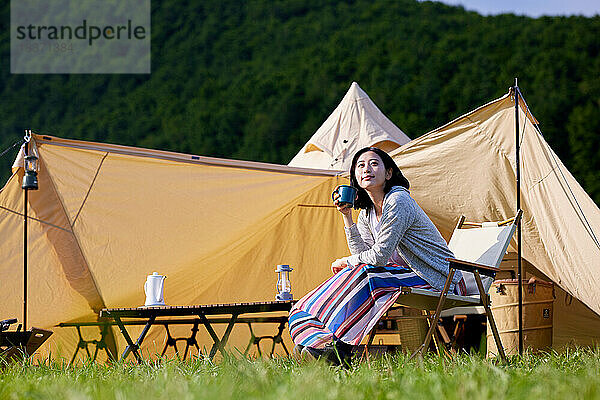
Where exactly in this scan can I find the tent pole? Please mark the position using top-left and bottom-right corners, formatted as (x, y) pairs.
(23, 140), (28, 331)
(514, 78), (523, 355)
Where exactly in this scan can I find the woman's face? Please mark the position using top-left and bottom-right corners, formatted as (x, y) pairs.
(354, 151), (392, 192)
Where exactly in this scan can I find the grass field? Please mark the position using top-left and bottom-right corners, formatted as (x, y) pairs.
(1, 349), (600, 400)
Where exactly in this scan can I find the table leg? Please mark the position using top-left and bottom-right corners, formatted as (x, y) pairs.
(70, 326), (85, 364)
(197, 313), (238, 360)
(243, 320), (288, 358)
(272, 321), (289, 356)
(244, 323), (257, 357)
(214, 314), (238, 358)
(161, 325), (177, 358)
(94, 323), (111, 362)
(197, 313), (220, 353)
(183, 321), (200, 360)
(92, 340), (101, 362)
(114, 315), (155, 363)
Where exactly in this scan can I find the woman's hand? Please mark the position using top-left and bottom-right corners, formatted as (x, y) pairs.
(331, 257), (348, 274)
(333, 193), (352, 219)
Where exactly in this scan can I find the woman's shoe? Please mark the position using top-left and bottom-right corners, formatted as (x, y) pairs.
(327, 340), (353, 367)
(292, 344), (305, 361)
(300, 345), (323, 361)
(300, 341), (353, 366)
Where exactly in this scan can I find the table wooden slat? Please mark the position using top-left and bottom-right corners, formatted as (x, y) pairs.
(99, 300), (295, 318)
(58, 316), (289, 328)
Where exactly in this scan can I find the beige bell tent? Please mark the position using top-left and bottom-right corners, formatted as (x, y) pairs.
(390, 89), (600, 348)
(288, 82), (411, 170)
(0, 135), (353, 360)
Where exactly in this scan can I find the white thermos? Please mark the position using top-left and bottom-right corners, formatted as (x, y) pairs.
(144, 272), (166, 306)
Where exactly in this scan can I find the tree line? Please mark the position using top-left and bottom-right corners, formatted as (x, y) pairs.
(0, 0), (598, 204)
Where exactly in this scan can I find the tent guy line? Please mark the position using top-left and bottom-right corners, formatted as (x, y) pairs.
(0, 204), (72, 233)
(540, 134), (600, 250)
(538, 142), (600, 252)
(516, 87), (600, 251)
(0, 139), (24, 159)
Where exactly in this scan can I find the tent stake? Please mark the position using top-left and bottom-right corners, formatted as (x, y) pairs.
(514, 78), (523, 355)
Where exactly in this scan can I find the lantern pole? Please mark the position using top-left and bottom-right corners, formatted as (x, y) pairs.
(23, 133), (29, 331)
(514, 79), (523, 355)
(21, 129), (38, 331)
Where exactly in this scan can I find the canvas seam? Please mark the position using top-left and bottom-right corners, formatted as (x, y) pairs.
(464, 114), (513, 163)
(389, 93), (510, 157)
(73, 152), (108, 227)
(34, 136), (340, 177)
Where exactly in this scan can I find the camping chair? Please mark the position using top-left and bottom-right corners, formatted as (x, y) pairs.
(0, 318), (53, 366)
(391, 210), (523, 362)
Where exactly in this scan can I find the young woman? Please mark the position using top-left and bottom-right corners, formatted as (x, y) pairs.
(288, 147), (466, 364)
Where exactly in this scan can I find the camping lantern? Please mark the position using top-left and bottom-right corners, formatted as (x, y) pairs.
(275, 264), (293, 301)
(22, 154), (38, 190)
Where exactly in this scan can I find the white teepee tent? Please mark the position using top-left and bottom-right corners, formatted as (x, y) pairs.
(289, 82), (411, 171)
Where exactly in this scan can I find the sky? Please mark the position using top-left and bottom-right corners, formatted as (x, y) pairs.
(423, 0), (600, 17)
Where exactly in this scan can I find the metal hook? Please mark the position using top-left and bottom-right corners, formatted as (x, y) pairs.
(24, 129), (32, 143)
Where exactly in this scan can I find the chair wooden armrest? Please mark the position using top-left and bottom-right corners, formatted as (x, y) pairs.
(446, 258), (499, 277)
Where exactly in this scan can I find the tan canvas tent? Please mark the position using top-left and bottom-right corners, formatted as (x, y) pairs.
(0, 135), (354, 360)
(389, 89), (600, 348)
(289, 82), (411, 170)
(1, 89), (598, 360)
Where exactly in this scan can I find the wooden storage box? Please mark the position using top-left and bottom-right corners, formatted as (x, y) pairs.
(487, 279), (554, 357)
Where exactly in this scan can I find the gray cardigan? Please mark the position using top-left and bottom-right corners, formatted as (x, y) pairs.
(345, 186), (462, 292)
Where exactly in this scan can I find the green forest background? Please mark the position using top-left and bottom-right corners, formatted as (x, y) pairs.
(1, 0), (599, 204)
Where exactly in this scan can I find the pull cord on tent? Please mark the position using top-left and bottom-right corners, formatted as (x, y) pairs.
(0, 139), (23, 160)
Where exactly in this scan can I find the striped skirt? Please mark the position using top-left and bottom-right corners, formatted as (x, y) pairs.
(288, 263), (434, 349)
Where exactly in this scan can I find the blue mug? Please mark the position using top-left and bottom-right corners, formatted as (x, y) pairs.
(332, 185), (357, 207)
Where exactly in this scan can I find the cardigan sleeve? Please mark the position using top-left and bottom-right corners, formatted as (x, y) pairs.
(344, 210), (373, 255)
(347, 192), (415, 267)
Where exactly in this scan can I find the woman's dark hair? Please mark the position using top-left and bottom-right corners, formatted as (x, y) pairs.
(349, 146), (410, 210)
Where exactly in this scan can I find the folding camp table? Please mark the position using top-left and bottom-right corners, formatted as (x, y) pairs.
(99, 300), (294, 363)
